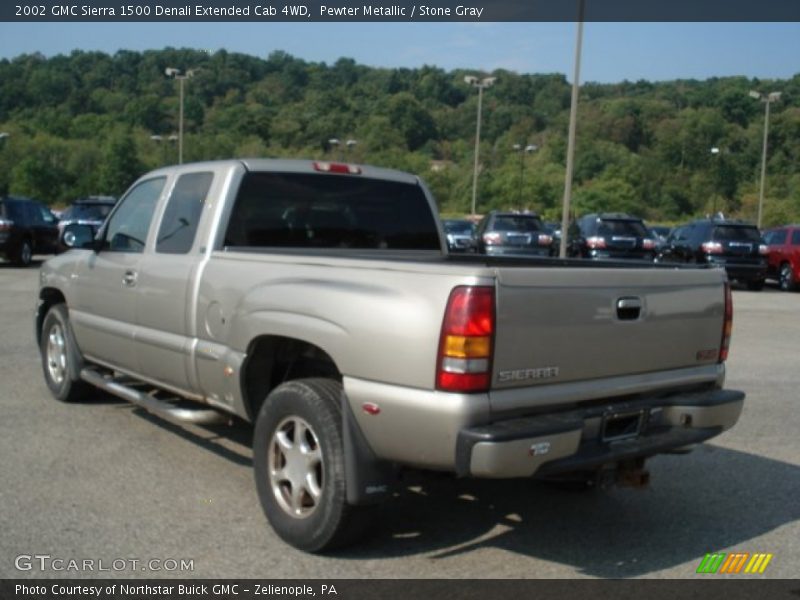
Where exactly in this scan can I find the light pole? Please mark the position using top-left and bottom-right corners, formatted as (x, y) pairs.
(0, 133), (9, 194)
(465, 75), (496, 217)
(749, 90), (781, 229)
(559, 0), (585, 258)
(512, 143), (538, 206)
(165, 68), (196, 164)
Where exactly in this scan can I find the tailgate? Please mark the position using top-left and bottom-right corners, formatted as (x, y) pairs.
(491, 266), (726, 390)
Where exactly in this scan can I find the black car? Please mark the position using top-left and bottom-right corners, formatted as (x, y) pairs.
(476, 211), (554, 256)
(57, 196), (116, 249)
(657, 218), (767, 290)
(0, 196), (60, 266)
(442, 219), (477, 253)
(567, 213), (656, 261)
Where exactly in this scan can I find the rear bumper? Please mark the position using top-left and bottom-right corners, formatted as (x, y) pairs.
(455, 388), (744, 478)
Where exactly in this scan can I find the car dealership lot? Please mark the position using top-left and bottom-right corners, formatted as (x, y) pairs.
(1, 262), (797, 579)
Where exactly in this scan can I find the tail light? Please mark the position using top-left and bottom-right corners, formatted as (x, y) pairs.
(642, 238), (656, 250)
(719, 282), (733, 362)
(436, 286), (495, 393)
(0, 219), (13, 232)
(313, 161), (361, 175)
(483, 232), (501, 245)
(586, 236), (606, 249)
(702, 241), (724, 254)
(537, 233), (553, 246)
(759, 244), (769, 256)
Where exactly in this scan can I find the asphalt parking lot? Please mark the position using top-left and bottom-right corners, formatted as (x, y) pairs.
(0, 261), (797, 579)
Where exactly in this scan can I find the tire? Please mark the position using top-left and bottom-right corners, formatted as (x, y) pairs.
(779, 263), (796, 292)
(40, 304), (90, 402)
(253, 378), (371, 552)
(14, 238), (33, 267)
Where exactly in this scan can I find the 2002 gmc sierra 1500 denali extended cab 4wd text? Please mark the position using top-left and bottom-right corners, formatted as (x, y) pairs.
(36, 159), (744, 552)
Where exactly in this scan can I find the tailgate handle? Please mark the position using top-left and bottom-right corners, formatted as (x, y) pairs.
(616, 297), (642, 321)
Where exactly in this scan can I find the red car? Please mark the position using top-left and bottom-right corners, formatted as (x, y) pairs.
(763, 225), (800, 291)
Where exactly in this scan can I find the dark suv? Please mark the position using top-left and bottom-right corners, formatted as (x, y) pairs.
(0, 196), (60, 266)
(567, 213), (656, 260)
(475, 211), (553, 256)
(657, 218), (767, 290)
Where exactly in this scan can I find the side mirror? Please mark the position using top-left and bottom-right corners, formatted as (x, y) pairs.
(62, 223), (96, 250)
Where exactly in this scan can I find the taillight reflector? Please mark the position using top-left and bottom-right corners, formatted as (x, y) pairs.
(436, 286), (495, 393)
(719, 282), (733, 362)
(313, 161), (361, 175)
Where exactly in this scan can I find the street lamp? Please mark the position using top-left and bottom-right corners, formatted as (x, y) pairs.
(465, 75), (496, 217)
(710, 146), (721, 216)
(749, 90), (781, 229)
(328, 138), (357, 161)
(151, 134), (178, 165)
(165, 67), (197, 164)
(512, 143), (538, 206)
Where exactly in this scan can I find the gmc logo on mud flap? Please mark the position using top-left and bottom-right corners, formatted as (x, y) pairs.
(498, 367), (560, 383)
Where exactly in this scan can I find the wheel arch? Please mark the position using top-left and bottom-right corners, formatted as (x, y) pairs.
(36, 287), (67, 343)
(241, 334), (342, 422)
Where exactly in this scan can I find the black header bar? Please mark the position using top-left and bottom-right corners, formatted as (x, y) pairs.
(3, 0), (800, 22)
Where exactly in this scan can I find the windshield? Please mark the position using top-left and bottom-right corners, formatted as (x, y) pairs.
(63, 203), (114, 221)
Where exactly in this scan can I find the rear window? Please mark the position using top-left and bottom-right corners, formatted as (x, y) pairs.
(712, 226), (761, 243)
(491, 215), (544, 233)
(598, 219), (647, 237)
(444, 220), (474, 234)
(224, 172), (440, 250)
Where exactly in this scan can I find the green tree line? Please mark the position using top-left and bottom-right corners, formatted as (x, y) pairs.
(0, 48), (798, 225)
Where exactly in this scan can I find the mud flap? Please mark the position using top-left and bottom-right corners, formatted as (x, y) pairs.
(342, 394), (396, 505)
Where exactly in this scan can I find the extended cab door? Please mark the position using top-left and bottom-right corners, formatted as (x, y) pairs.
(134, 170), (215, 393)
(68, 177), (166, 372)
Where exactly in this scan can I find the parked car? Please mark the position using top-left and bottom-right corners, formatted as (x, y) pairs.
(657, 218), (767, 290)
(762, 225), (800, 291)
(442, 218), (476, 253)
(476, 211), (553, 256)
(57, 196), (116, 249)
(567, 213), (656, 261)
(0, 195), (60, 266)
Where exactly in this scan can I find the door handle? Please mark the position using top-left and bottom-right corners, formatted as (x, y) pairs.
(122, 270), (138, 287)
(616, 297), (642, 321)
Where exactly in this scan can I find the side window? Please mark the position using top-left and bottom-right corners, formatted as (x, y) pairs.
(792, 230), (800, 246)
(105, 177), (166, 253)
(765, 230), (787, 245)
(156, 172), (213, 254)
(25, 202), (42, 225)
(36, 203), (57, 224)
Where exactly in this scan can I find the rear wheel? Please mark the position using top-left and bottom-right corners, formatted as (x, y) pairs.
(253, 378), (372, 552)
(779, 263), (796, 291)
(40, 304), (90, 402)
(14, 238), (33, 267)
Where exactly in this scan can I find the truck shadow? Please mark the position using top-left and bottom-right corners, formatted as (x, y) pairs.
(340, 445), (799, 577)
(108, 405), (797, 577)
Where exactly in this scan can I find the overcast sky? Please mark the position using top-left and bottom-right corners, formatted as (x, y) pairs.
(0, 22), (797, 83)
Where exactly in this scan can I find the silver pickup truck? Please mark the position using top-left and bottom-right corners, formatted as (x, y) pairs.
(36, 159), (744, 552)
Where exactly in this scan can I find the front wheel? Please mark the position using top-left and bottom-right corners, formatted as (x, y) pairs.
(40, 304), (90, 402)
(253, 378), (372, 552)
(779, 263), (796, 291)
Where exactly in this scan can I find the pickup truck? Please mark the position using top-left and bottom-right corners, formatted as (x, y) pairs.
(36, 159), (744, 552)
